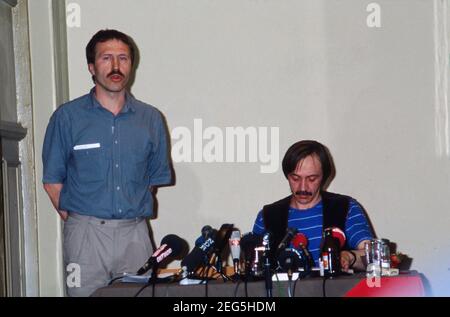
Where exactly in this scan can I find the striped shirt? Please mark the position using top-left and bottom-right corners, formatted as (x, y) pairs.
(252, 198), (373, 266)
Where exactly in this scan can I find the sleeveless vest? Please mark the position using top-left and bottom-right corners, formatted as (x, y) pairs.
(262, 191), (350, 265)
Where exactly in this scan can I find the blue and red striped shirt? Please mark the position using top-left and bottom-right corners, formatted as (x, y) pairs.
(252, 198), (373, 266)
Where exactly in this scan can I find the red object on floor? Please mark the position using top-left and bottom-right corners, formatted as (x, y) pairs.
(345, 274), (425, 297)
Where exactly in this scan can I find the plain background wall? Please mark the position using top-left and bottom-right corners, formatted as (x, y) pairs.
(28, 0), (65, 296)
(43, 0), (450, 295)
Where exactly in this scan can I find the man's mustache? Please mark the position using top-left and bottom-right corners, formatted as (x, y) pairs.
(294, 190), (312, 196)
(107, 70), (124, 77)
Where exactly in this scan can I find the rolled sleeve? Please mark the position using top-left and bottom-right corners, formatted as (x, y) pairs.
(148, 111), (172, 186)
(345, 199), (374, 249)
(42, 109), (71, 184)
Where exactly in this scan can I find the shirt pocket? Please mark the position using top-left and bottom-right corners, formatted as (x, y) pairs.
(72, 147), (108, 183)
(125, 153), (149, 185)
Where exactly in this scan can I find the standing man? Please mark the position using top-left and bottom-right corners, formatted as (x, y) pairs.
(42, 29), (172, 296)
(252, 140), (374, 272)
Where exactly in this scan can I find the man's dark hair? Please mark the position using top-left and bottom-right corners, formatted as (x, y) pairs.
(281, 140), (335, 189)
(85, 29), (136, 65)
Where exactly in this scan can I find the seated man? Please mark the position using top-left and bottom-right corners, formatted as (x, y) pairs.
(252, 140), (374, 272)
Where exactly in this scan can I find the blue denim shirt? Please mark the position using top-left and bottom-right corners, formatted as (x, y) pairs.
(42, 89), (172, 219)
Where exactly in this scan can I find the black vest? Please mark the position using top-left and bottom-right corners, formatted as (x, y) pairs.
(262, 191), (350, 265)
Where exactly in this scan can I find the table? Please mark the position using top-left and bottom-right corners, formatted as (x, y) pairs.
(91, 271), (426, 297)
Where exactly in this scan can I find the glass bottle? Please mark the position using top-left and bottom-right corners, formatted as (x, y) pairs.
(320, 228), (341, 277)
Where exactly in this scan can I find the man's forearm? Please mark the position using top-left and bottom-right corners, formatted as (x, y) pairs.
(352, 239), (371, 271)
(43, 183), (68, 220)
(43, 183), (63, 210)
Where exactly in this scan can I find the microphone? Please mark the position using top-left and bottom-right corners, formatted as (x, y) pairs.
(277, 248), (302, 275)
(136, 234), (185, 275)
(277, 227), (298, 251)
(202, 225), (214, 237)
(180, 230), (218, 276)
(291, 233), (314, 274)
(211, 224), (234, 273)
(214, 223), (234, 254)
(241, 232), (263, 258)
(229, 229), (241, 275)
(278, 233), (308, 276)
(240, 232), (263, 277)
(195, 225), (215, 246)
(330, 227), (346, 248)
(262, 232), (273, 297)
(292, 232), (308, 249)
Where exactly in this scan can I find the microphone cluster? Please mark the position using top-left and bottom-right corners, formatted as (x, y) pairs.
(135, 225), (345, 285)
(186, 226), (317, 281)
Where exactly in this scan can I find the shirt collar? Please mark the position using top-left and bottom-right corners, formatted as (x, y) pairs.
(289, 199), (323, 212)
(88, 88), (136, 113)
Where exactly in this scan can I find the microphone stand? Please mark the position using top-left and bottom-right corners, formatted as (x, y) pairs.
(280, 251), (295, 297)
(204, 253), (217, 297)
(263, 255), (272, 297)
(215, 253), (225, 281)
(133, 264), (158, 297)
(242, 257), (251, 297)
(212, 252), (231, 282)
(151, 263), (158, 297)
(231, 259), (240, 282)
(263, 241), (272, 297)
(287, 268), (294, 297)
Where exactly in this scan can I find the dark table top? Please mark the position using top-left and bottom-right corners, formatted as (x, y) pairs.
(91, 271), (425, 297)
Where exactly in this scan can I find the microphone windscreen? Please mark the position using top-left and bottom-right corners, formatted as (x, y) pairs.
(240, 232), (262, 260)
(331, 227), (346, 248)
(292, 233), (308, 249)
(215, 223), (234, 252)
(201, 225), (214, 238)
(180, 246), (205, 272)
(230, 229), (241, 241)
(160, 234), (185, 257)
(241, 232), (262, 249)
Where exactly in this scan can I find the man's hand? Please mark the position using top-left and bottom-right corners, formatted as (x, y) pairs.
(58, 210), (69, 221)
(340, 250), (356, 272)
(339, 240), (371, 272)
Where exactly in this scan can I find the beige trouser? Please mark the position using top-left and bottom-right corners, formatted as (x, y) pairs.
(63, 212), (153, 297)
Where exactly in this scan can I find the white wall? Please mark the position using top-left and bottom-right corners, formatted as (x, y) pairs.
(60, 0), (450, 295)
(28, 0), (65, 296)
